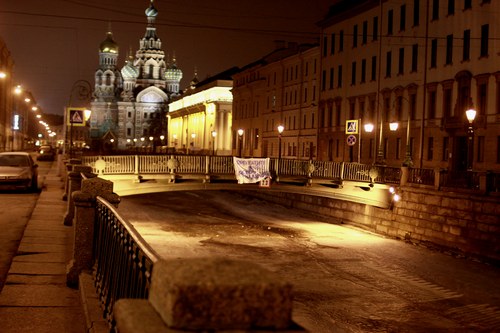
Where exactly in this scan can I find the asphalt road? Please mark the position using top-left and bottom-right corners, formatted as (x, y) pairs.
(117, 191), (500, 333)
(0, 158), (52, 292)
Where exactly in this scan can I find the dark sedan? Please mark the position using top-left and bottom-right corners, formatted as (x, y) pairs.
(0, 152), (38, 191)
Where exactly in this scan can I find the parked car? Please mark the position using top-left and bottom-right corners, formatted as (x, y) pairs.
(37, 145), (55, 161)
(0, 152), (38, 191)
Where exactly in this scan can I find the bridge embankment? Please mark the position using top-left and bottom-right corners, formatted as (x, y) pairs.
(245, 187), (500, 264)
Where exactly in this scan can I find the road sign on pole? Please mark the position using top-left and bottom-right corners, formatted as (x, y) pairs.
(66, 107), (86, 126)
(347, 134), (357, 146)
(346, 119), (359, 134)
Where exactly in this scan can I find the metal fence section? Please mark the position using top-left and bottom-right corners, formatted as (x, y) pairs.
(343, 163), (373, 182)
(83, 155), (135, 174)
(139, 155), (170, 173)
(440, 170), (481, 190)
(408, 168), (435, 186)
(209, 156), (235, 174)
(311, 160), (343, 179)
(94, 197), (159, 325)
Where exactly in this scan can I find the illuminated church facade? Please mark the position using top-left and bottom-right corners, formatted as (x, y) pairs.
(90, 0), (182, 151)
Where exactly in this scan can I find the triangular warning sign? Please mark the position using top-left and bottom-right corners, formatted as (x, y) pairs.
(71, 111), (83, 123)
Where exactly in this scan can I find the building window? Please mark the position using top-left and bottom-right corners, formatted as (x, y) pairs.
(338, 65), (343, 88)
(362, 21), (368, 45)
(369, 138), (374, 159)
(411, 44), (418, 72)
(477, 136), (485, 163)
(371, 56), (377, 81)
(361, 59), (366, 83)
(323, 36), (328, 57)
(373, 16), (379, 41)
(429, 90), (437, 119)
(413, 0), (420, 26)
(331, 33), (335, 55)
(351, 62), (356, 85)
(398, 48), (404, 75)
(481, 24), (489, 57)
(384, 138), (388, 159)
(353, 24), (358, 48)
(464, 0), (472, 10)
(304, 87), (308, 103)
(329, 68), (334, 90)
(127, 128), (131, 136)
(443, 86), (452, 118)
(386, 51), (392, 77)
(443, 137), (449, 161)
(387, 9), (394, 35)
(396, 138), (401, 160)
(128, 111), (132, 118)
(478, 82), (487, 115)
(400, 5), (406, 31)
(447, 0), (455, 15)
(497, 136), (500, 163)
(432, 0), (439, 20)
(446, 34), (453, 65)
(431, 39), (438, 68)
(321, 70), (326, 91)
(409, 93), (417, 120)
(427, 137), (434, 160)
(463, 29), (470, 61)
(339, 30), (344, 52)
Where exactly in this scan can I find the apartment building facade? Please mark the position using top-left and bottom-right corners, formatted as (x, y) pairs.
(232, 42), (319, 159)
(317, 0), (499, 171)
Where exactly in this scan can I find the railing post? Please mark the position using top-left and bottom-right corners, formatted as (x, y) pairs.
(63, 165), (94, 226)
(167, 156), (179, 183)
(400, 166), (409, 187)
(204, 155), (211, 183)
(339, 161), (345, 181)
(134, 155), (141, 183)
(62, 159), (82, 201)
(434, 168), (443, 190)
(66, 177), (119, 288)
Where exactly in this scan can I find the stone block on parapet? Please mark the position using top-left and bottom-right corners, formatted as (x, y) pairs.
(81, 177), (113, 197)
(149, 257), (294, 331)
(114, 300), (170, 333)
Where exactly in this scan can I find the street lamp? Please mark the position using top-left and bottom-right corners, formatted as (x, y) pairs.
(237, 128), (244, 157)
(191, 133), (196, 154)
(277, 125), (284, 182)
(211, 130), (217, 156)
(465, 107), (477, 171)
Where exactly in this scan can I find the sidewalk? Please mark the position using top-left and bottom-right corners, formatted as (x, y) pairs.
(0, 162), (86, 332)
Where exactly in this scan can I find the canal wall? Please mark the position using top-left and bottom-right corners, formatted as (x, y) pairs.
(245, 187), (500, 264)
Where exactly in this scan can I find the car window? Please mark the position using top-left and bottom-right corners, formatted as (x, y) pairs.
(0, 155), (30, 167)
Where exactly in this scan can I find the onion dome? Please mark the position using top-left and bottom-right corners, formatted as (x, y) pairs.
(99, 31), (118, 54)
(165, 62), (183, 82)
(145, 0), (158, 18)
(121, 54), (139, 79)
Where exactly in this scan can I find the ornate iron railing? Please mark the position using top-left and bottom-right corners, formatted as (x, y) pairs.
(94, 197), (159, 325)
(408, 168), (435, 186)
(81, 155), (498, 192)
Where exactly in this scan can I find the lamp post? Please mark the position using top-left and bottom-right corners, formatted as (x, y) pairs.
(465, 107), (477, 171)
(211, 130), (217, 156)
(237, 128), (244, 157)
(277, 125), (284, 182)
(191, 133), (196, 154)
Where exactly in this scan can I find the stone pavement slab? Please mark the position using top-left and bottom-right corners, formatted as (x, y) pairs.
(0, 162), (86, 332)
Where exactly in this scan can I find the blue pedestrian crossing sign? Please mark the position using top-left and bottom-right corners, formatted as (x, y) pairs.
(345, 119), (358, 134)
(66, 107), (86, 126)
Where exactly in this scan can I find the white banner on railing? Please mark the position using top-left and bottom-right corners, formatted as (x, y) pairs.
(233, 157), (271, 184)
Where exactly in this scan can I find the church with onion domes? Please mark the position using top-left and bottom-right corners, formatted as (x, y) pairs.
(89, 0), (183, 151)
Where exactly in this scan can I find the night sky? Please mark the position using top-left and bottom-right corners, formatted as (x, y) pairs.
(0, 0), (331, 116)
